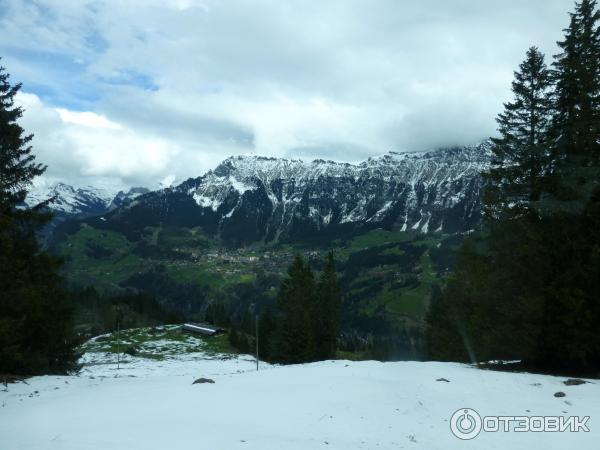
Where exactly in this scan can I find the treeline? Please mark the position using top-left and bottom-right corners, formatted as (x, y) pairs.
(121, 265), (210, 317)
(209, 252), (342, 364)
(73, 287), (183, 337)
(427, 0), (600, 371)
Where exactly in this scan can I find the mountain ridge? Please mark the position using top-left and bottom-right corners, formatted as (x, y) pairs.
(25, 183), (150, 219)
(86, 141), (491, 247)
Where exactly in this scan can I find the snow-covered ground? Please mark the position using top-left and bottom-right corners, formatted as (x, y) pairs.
(1, 331), (599, 450)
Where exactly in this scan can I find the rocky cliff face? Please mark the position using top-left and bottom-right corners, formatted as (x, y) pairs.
(108, 187), (151, 210)
(100, 142), (490, 246)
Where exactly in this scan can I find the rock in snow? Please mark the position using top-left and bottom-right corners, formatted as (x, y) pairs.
(192, 377), (215, 384)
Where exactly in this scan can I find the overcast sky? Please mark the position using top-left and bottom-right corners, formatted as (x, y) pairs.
(0, 0), (576, 191)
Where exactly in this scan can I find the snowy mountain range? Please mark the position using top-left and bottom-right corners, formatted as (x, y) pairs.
(25, 183), (150, 220)
(92, 142), (491, 246)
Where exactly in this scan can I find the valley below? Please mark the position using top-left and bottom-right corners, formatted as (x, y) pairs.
(56, 223), (459, 359)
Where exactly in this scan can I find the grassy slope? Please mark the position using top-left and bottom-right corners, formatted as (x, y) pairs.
(82, 325), (238, 360)
(340, 229), (441, 320)
(57, 225), (146, 290)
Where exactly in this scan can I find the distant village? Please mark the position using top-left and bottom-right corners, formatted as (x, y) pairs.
(167, 246), (323, 277)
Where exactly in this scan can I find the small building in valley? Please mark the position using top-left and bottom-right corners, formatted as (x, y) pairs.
(181, 323), (225, 337)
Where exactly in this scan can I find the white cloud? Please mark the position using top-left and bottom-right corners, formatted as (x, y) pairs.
(1, 0), (577, 188)
(16, 92), (193, 189)
(56, 109), (122, 130)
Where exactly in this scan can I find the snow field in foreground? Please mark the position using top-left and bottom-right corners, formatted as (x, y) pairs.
(1, 330), (599, 450)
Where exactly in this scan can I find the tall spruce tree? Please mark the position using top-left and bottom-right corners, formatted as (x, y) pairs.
(275, 254), (317, 363)
(269, 253), (342, 364)
(0, 64), (45, 210)
(485, 46), (554, 216)
(552, 0), (600, 162)
(315, 252), (341, 360)
(0, 61), (79, 375)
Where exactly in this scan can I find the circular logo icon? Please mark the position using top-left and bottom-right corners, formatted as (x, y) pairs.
(450, 408), (482, 440)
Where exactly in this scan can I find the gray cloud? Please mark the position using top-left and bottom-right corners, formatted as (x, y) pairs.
(0, 0), (576, 190)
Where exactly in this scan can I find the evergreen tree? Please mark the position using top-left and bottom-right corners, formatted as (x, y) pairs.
(552, 0), (600, 163)
(315, 251), (341, 360)
(485, 47), (554, 216)
(238, 332), (250, 354)
(205, 301), (229, 327)
(268, 253), (343, 364)
(0, 65), (45, 212)
(228, 328), (240, 349)
(0, 61), (79, 375)
(426, 216), (551, 365)
(275, 254), (317, 363)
